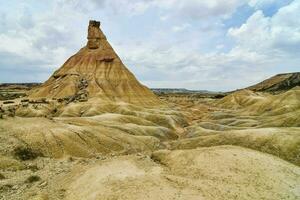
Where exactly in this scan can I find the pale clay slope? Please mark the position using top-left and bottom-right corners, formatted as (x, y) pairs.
(0, 105), (185, 158)
(1, 88), (300, 200)
(1, 86), (300, 199)
(63, 146), (300, 200)
(167, 88), (300, 166)
(3, 146), (299, 200)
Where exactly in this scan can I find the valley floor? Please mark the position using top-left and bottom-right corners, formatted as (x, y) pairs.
(1, 88), (300, 200)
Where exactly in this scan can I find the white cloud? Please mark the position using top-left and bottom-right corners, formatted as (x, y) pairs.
(100, 0), (153, 16)
(248, 0), (277, 8)
(114, 37), (271, 91)
(0, 0), (299, 91)
(172, 23), (191, 32)
(0, 1), (88, 72)
(155, 0), (247, 20)
(71, 0), (247, 20)
(113, 0), (300, 90)
(229, 0), (300, 55)
(64, 0), (154, 16)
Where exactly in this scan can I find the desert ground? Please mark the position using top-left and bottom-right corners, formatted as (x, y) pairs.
(1, 84), (300, 200)
(0, 20), (300, 200)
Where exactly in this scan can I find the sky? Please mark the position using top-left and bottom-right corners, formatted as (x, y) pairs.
(0, 0), (299, 91)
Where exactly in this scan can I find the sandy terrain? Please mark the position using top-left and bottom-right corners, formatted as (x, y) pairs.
(1, 146), (299, 200)
(1, 88), (300, 200)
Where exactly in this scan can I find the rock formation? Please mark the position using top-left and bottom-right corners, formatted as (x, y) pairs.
(29, 20), (160, 106)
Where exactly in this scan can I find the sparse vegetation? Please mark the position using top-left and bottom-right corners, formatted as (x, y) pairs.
(3, 101), (15, 104)
(214, 94), (226, 99)
(25, 175), (41, 183)
(0, 184), (13, 192)
(13, 146), (42, 161)
(0, 173), (5, 179)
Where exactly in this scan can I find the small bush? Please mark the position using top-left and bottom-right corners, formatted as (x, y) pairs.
(0, 184), (12, 192)
(25, 175), (41, 183)
(214, 94), (226, 99)
(3, 101), (14, 104)
(13, 147), (42, 161)
(52, 107), (58, 114)
(0, 173), (5, 179)
(27, 164), (39, 172)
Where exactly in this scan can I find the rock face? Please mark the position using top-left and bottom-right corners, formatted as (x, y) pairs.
(29, 20), (160, 106)
(246, 72), (300, 93)
(87, 20), (104, 49)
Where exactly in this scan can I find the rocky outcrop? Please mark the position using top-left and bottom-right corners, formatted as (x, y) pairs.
(87, 20), (105, 49)
(29, 20), (160, 106)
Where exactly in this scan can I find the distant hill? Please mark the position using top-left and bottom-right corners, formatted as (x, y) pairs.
(246, 72), (300, 93)
(151, 88), (226, 99)
(0, 83), (41, 101)
(0, 83), (41, 90)
(151, 88), (216, 94)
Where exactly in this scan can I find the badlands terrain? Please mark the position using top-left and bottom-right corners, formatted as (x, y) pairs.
(0, 21), (300, 200)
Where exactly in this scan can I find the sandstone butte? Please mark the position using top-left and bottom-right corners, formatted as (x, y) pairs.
(29, 20), (160, 106)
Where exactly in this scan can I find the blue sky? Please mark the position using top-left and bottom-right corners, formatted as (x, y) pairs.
(0, 0), (299, 91)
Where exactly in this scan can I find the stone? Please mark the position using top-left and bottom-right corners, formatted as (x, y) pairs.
(28, 20), (160, 106)
(87, 20), (103, 49)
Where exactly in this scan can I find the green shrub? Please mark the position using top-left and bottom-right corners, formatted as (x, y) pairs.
(0, 184), (12, 192)
(0, 173), (5, 179)
(25, 175), (41, 183)
(13, 146), (42, 161)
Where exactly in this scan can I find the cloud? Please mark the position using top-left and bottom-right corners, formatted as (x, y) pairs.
(172, 23), (191, 32)
(19, 7), (35, 29)
(66, 0), (246, 20)
(64, 0), (153, 16)
(248, 0), (293, 10)
(114, 1), (300, 90)
(155, 0), (247, 20)
(249, 0), (278, 8)
(114, 37), (271, 91)
(0, 1), (88, 63)
(228, 0), (300, 56)
(0, 0), (299, 91)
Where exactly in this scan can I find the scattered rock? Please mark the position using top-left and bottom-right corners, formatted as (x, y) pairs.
(29, 98), (49, 104)
(27, 164), (39, 172)
(12, 185), (19, 190)
(39, 181), (48, 188)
